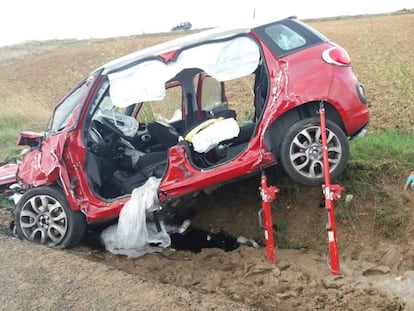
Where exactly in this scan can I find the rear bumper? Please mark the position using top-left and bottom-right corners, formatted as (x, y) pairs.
(350, 122), (369, 139)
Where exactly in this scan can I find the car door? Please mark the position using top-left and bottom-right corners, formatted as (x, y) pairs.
(18, 78), (92, 188)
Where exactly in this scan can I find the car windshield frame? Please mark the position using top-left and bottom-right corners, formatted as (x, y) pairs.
(46, 75), (96, 137)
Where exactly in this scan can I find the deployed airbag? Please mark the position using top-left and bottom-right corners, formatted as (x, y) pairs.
(191, 118), (240, 153)
(108, 36), (260, 107)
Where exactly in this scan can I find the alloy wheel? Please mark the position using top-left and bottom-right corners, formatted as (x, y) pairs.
(288, 125), (342, 179)
(19, 194), (68, 245)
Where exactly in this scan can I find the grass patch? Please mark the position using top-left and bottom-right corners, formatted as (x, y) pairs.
(274, 220), (306, 249)
(335, 130), (413, 239)
(338, 130), (414, 194)
(348, 130), (414, 172)
(374, 202), (410, 240)
(0, 197), (10, 209)
(0, 116), (34, 160)
(335, 200), (358, 223)
(335, 170), (410, 240)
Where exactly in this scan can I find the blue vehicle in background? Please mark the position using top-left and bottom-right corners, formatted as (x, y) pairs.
(171, 21), (192, 31)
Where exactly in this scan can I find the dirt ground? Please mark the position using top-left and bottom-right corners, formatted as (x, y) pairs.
(1, 172), (414, 310)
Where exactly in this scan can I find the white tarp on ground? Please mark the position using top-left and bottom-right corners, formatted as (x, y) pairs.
(101, 177), (170, 258)
(108, 36), (260, 107)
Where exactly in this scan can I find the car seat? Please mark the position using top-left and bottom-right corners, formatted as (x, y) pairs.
(146, 121), (181, 149)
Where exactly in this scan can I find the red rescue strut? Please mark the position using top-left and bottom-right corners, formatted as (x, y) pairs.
(319, 102), (343, 275)
(259, 171), (279, 264)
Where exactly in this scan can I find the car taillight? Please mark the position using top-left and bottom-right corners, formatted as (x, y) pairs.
(356, 82), (367, 104)
(322, 46), (351, 67)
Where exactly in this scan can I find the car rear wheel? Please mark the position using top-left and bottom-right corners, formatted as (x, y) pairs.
(14, 186), (86, 248)
(280, 117), (349, 186)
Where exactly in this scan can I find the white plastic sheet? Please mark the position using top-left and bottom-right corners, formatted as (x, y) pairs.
(191, 118), (240, 153)
(101, 177), (171, 258)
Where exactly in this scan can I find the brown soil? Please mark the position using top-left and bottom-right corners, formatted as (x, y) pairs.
(1, 172), (413, 310)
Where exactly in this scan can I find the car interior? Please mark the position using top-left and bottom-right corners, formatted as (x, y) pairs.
(85, 66), (268, 199)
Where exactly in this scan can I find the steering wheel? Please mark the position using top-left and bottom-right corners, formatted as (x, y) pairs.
(100, 115), (125, 138)
(98, 111), (140, 140)
(87, 120), (113, 154)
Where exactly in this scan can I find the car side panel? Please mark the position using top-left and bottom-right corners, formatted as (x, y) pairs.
(159, 143), (275, 198)
(270, 42), (368, 135)
(326, 68), (369, 135)
(18, 133), (68, 187)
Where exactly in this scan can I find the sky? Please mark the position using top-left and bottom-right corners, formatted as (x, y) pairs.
(1, 0), (413, 47)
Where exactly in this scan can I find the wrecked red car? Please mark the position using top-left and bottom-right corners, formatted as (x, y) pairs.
(13, 17), (369, 247)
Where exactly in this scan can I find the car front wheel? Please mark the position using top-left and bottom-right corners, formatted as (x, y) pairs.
(280, 117), (349, 186)
(14, 186), (86, 248)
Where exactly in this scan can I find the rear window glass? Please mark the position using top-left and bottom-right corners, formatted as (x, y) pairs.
(264, 24), (306, 51)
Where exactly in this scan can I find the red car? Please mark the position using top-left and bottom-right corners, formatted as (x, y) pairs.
(13, 17), (368, 247)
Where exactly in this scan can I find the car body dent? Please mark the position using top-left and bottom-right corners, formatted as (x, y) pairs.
(17, 131), (43, 148)
(18, 133), (67, 188)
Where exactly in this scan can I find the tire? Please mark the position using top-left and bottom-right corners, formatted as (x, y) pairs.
(14, 186), (86, 248)
(280, 117), (349, 186)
